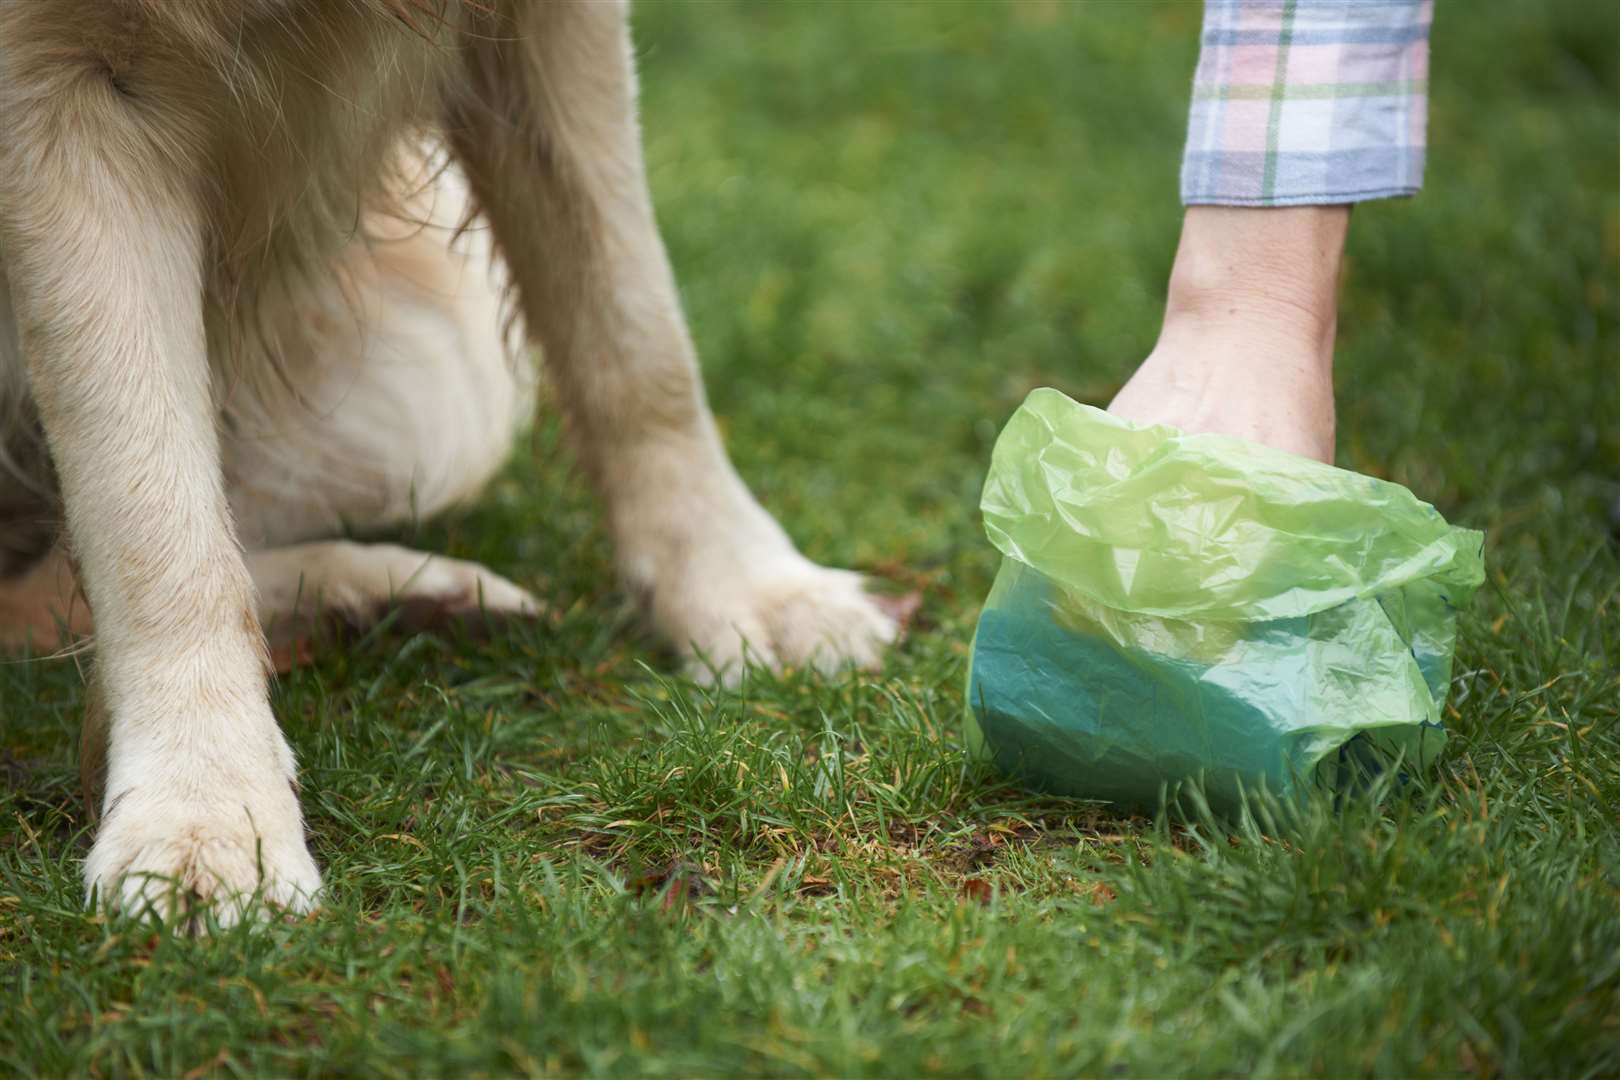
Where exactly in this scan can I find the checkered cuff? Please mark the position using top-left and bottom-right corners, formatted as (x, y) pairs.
(1181, 0), (1431, 207)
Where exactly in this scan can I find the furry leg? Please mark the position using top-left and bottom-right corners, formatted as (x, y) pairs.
(448, 0), (899, 682)
(0, 541), (540, 666)
(248, 541), (540, 667)
(0, 15), (319, 928)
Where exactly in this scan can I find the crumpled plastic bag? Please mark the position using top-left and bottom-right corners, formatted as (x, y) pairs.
(965, 388), (1485, 810)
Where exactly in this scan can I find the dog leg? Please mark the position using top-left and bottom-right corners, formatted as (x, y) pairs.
(449, 0), (899, 683)
(248, 542), (540, 665)
(1, 540), (539, 662)
(0, 25), (319, 926)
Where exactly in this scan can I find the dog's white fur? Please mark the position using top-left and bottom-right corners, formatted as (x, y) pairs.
(0, 0), (896, 927)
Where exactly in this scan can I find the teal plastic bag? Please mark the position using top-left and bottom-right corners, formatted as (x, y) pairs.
(966, 389), (1485, 810)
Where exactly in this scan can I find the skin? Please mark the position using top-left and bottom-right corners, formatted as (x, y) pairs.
(1108, 204), (1349, 464)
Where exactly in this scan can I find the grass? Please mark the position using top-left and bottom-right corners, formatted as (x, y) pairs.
(3, 1), (1617, 1075)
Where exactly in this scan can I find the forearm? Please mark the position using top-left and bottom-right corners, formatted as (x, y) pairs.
(1162, 205), (1348, 358)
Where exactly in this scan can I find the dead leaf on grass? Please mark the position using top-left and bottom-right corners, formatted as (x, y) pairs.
(625, 859), (681, 895)
(181, 1047), (230, 1080)
(797, 874), (837, 897)
(959, 878), (993, 905)
(964, 834), (1000, 869)
(660, 871), (709, 912)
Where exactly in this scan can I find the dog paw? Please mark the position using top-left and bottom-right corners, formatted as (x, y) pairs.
(664, 559), (904, 686)
(381, 550), (542, 636)
(381, 548), (541, 618)
(253, 542), (542, 671)
(85, 768), (321, 932)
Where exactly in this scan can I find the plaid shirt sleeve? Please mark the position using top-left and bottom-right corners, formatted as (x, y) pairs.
(1181, 0), (1432, 206)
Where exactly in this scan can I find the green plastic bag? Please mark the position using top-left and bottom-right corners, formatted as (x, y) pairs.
(965, 388), (1485, 810)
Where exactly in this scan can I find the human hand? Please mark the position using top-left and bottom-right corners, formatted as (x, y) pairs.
(1108, 206), (1348, 464)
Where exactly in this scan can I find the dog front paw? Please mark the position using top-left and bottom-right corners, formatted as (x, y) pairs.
(658, 559), (903, 685)
(85, 759), (321, 932)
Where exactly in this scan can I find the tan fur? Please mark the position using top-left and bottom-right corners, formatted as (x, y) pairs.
(0, 0), (897, 927)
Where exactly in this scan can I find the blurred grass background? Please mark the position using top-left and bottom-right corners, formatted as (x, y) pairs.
(3, 1), (1617, 1075)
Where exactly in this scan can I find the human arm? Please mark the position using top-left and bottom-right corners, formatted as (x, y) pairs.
(1110, 0), (1433, 462)
(1108, 204), (1346, 462)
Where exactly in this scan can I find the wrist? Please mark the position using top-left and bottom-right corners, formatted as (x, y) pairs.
(1161, 205), (1348, 355)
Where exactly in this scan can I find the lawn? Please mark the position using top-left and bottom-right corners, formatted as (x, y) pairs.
(3, 1), (1617, 1076)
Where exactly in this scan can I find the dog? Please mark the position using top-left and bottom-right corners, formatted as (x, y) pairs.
(0, 0), (899, 928)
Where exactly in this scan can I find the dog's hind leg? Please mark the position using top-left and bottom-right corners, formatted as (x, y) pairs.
(448, 0), (900, 683)
(216, 164), (542, 660)
(0, 539), (538, 664)
(0, 13), (319, 926)
(247, 542), (540, 668)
